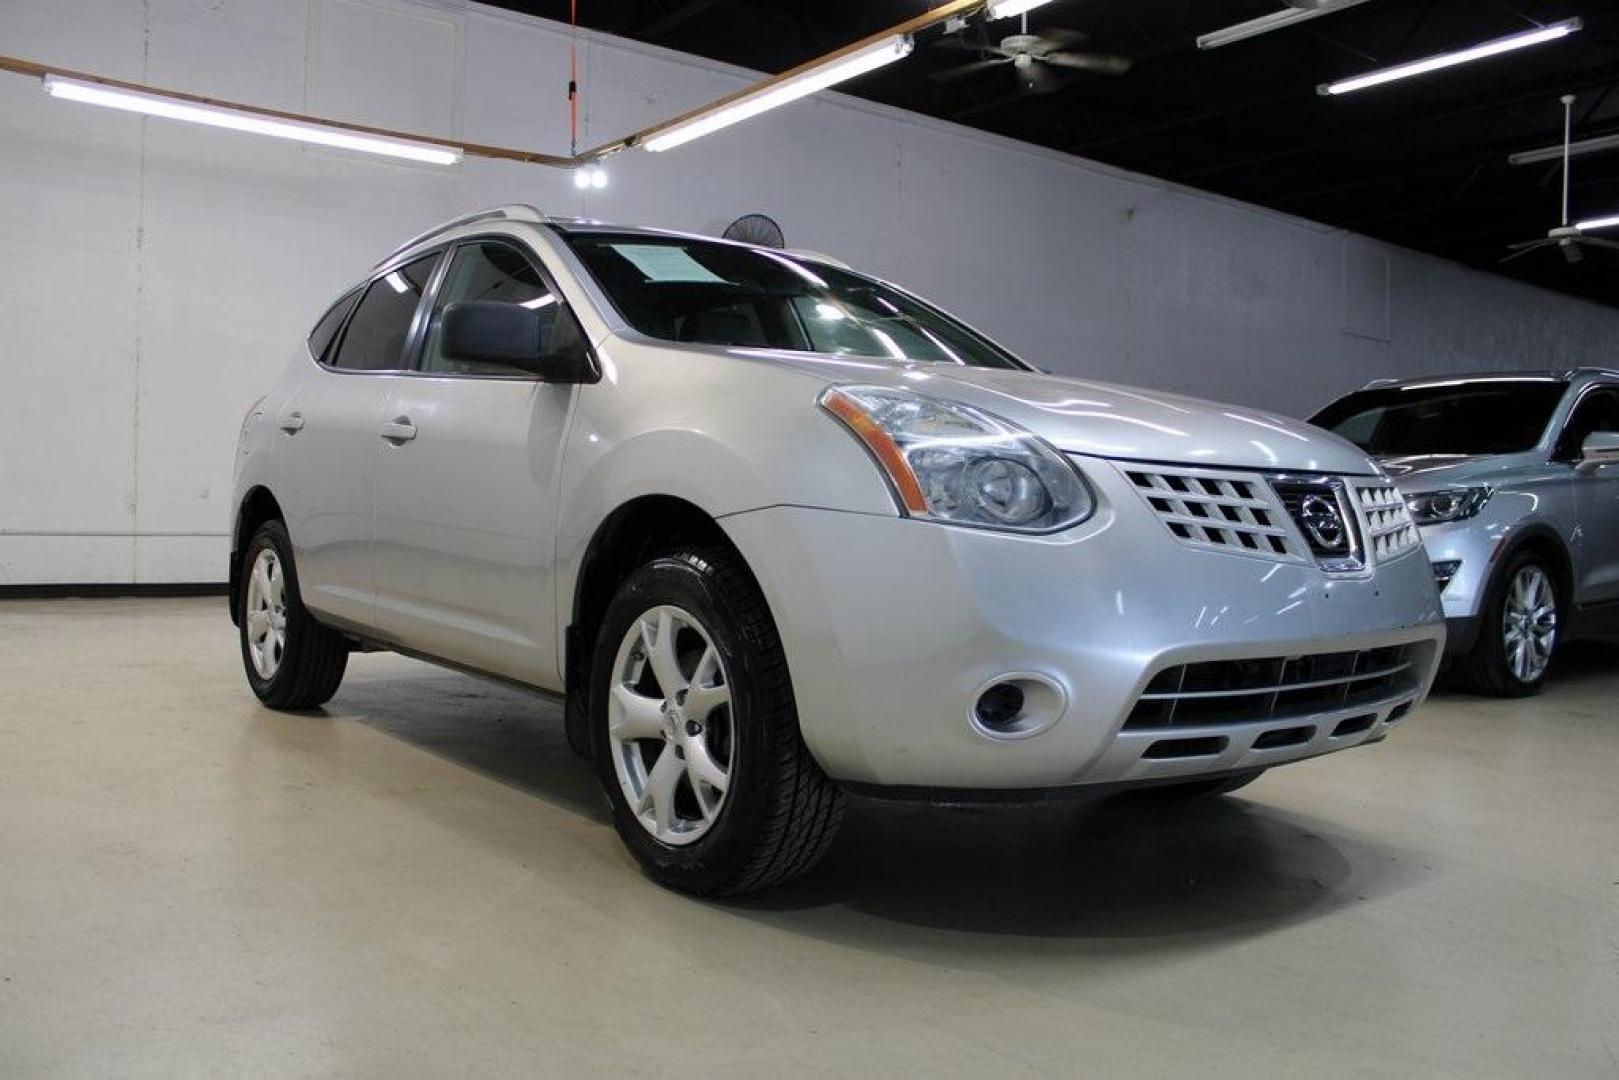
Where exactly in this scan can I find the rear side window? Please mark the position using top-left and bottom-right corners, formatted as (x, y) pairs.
(328, 254), (438, 371)
(307, 287), (361, 362)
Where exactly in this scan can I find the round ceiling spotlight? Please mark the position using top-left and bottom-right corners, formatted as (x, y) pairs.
(574, 165), (609, 190)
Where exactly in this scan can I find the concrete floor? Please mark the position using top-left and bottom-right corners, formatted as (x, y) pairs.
(1, 598), (1615, 1078)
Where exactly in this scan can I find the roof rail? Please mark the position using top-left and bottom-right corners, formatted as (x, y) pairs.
(374, 204), (547, 268)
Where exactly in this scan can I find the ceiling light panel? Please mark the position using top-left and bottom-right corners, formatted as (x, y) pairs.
(1197, 0), (1373, 51)
(1318, 18), (1582, 97)
(43, 75), (462, 164)
(642, 34), (913, 153)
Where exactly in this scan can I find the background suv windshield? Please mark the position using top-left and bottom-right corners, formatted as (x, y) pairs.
(1312, 380), (1568, 456)
(563, 232), (1026, 369)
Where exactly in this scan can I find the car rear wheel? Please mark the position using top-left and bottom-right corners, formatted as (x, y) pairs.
(1453, 552), (1559, 697)
(238, 520), (349, 710)
(590, 547), (844, 895)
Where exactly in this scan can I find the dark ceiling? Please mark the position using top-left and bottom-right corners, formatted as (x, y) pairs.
(497, 1), (1619, 307)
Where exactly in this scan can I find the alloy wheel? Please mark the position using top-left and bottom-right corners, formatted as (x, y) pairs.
(607, 605), (735, 846)
(1502, 564), (1557, 684)
(244, 547), (288, 680)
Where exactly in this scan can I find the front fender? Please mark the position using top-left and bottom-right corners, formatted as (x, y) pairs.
(551, 336), (899, 656)
(1420, 480), (1574, 620)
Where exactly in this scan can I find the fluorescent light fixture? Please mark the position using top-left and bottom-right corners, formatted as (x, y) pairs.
(42, 74), (462, 165)
(1198, 0), (1372, 51)
(1576, 213), (1619, 232)
(1319, 18), (1581, 96)
(985, 0), (1056, 20)
(1510, 130), (1619, 166)
(642, 34), (913, 152)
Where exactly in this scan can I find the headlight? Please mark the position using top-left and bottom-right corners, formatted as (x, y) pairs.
(819, 385), (1095, 532)
(1407, 487), (1491, 526)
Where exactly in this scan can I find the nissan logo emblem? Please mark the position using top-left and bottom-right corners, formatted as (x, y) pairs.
(1299, 495), (1348, 552)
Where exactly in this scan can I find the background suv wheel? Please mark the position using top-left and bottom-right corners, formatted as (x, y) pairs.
(1454, 551), (1560, 697)
(589, 547), (844, 895)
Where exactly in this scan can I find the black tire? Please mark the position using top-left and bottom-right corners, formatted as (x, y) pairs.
(1114, 769), (1266, 804)
(1452, 550), (1560, 698)
(589, 548), (844, 896)
(238, 520), (349, 710)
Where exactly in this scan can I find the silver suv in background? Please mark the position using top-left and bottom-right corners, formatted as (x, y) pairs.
(1313, 371), (1619, 695)
(231, 206), (1446, 895)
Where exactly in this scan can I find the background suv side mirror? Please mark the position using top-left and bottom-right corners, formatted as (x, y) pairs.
(440, 301), (593, 381)
(1581, 431), (1619, 464)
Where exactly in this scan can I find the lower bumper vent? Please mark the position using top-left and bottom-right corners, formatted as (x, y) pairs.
(1127, 643), (1429, 730)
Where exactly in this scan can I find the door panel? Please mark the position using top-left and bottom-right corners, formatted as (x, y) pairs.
(1563, 387), (1619, 605)
(271, 253), (438, 629)
(1574, 461), (1619, 604)
(369, 240), (578, 687)
(271, 373), (390, 627)
(371, 379), (573, 685)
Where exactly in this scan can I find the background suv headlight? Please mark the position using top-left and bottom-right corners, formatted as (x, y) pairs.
(1407, 486), (1491, 526)
(820, 385), (1095, 532)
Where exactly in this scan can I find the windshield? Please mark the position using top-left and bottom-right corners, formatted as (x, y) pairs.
(561, 232), (1027, 370)
(1311, 380), (1568, 456)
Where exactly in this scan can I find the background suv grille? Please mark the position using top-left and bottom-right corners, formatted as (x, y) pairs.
(1125, 643), (1428, 729)
(1351, 481), (1421, 563)
(1124, 468), (1299, 560)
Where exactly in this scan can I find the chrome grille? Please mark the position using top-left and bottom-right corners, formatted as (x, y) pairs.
(1123, 467), (1301, 560)
(1125, 643), (1430, 730)
(1351, 481), (1421, 563)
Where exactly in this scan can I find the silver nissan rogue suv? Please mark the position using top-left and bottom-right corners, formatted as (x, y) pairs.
(230, 205), (1446, 894)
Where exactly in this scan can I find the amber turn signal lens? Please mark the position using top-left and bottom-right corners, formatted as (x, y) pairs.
(819, 387), (928, 514)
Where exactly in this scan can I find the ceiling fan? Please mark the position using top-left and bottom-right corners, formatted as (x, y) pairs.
(929, 12), (1131, 94)
(1503, 94), (1619, 265)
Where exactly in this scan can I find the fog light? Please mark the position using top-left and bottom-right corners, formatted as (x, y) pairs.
(974, 682), (1025, 730)
(967, 673), (1067, 740)
(1432, 559), (1461, 593)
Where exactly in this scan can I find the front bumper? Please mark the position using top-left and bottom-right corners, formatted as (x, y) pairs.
(722, 462), (1446, 791)
(1419, 519), (1503, 628)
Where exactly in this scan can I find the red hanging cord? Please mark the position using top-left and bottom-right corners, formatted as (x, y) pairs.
(568, 0), (578, 158)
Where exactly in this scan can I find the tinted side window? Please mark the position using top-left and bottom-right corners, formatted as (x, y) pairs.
(307, 287), (361, 362)
(1560, 388), (1619, 457)
(421, 242), (556, 375)
(329, 254), (438, 372)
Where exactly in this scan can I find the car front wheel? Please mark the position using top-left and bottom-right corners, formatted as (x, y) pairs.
(1454, 552), (1560, 697)
(590, 548), (844, 895)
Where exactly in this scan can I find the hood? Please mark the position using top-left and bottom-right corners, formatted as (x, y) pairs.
(1378, 452), (1535, 492)
(741, 350), (1376, 475)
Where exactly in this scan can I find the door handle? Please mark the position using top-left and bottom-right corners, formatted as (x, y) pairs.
(379, 418), (417, 443)
(278, 412), (305, 434)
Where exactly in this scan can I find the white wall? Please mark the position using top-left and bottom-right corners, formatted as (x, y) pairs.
(3, 0), (1617, 584)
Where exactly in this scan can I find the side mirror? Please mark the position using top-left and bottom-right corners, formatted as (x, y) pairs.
(1581, 430), (1619, 464)
(440, 301), (591, 381)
